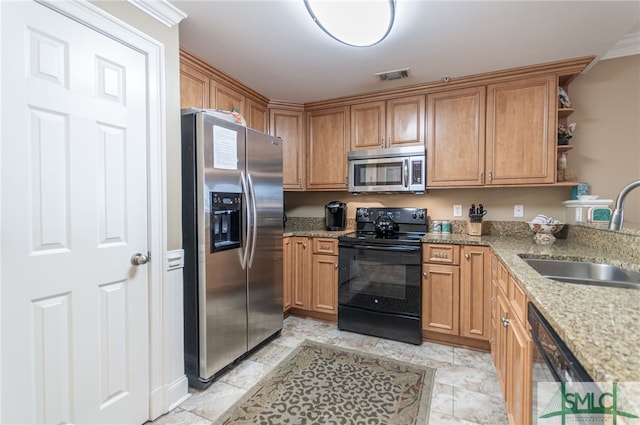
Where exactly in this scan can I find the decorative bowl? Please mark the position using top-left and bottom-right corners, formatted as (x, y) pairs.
(527, 222), (564, 244)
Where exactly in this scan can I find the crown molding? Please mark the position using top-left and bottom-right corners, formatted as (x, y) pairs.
(127, 0), (187, 28)
(601, 31), (640, 60)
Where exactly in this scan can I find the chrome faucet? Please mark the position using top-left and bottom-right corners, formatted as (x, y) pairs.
(608, 179), (640, 230)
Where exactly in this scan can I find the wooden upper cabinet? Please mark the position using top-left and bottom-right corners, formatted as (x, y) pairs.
(350, 95), (425, 151)
(427, 86), (486, 186)
(386, 95), (425, 148)
(180, 63), (209, 109)
(351, 101), (385, 150)
(486, 75), (557, 185)
(306, 106), (350, 190)
(246, 99), (269, 133)
(271, 108), (305, 190)
(210, 81), (245, 114)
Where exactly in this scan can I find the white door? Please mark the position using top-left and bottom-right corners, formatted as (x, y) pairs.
(1, 2), (150, 424)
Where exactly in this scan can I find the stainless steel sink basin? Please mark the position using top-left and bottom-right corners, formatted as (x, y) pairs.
(521, 258), (640, 290)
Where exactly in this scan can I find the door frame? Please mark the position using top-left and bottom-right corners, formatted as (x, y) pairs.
(0, 0), (170, 421)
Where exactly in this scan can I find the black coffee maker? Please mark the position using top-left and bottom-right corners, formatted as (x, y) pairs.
(325, 201), (346, 231)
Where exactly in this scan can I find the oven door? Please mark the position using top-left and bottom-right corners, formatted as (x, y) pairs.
(338, 243), (421, 316)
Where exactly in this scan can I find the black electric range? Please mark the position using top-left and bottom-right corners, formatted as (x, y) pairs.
(337, 207), (427, 345)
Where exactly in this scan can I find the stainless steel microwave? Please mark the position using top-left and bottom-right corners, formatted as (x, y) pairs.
(347, 146), (426, 194)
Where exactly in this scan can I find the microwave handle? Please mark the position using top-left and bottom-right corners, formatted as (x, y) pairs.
(403, 159), (409, 188)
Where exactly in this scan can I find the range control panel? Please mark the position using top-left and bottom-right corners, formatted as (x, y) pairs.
(355, 207), (427, 225)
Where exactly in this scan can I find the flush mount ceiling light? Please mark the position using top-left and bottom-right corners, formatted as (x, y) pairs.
(304, 0), (396, 47)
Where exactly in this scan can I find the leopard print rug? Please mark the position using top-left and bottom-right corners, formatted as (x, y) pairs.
(214, 340), (435, 425)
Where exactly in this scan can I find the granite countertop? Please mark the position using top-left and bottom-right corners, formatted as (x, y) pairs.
(283, 229), (354, 238)
(285, 220), (640, 383)
(427, 233), (640, 383)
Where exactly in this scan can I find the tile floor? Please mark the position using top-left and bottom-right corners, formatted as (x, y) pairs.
(149, 316), (508, 425)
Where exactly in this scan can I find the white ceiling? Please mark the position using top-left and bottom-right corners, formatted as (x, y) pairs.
(172, 1), (640, 104)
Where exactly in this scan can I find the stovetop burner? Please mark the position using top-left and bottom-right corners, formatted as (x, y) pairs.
(339, 207), (428, 246)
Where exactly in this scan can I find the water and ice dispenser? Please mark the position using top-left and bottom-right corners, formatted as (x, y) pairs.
(211, 192), (241, 252)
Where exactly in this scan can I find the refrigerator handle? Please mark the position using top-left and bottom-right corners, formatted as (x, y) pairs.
(247, 173), (258, 268)
(240, 171), (251, 270)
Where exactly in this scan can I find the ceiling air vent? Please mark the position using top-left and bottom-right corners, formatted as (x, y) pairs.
(375, 68), (410, 81)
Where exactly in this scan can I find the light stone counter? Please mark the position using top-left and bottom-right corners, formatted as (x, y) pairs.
(286, 218), (640, 383)
(423, 229), (640, 383)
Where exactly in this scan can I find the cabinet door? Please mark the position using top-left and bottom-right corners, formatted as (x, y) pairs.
(351, 101), (385, 150)
(246, 99), (269, 133)
(507, 315), (532, 425)
(460, 246), (491, 340)
(496, 291), (509, 401)
(283, 237), (292, 312)
(427, 87), (485, 186)
(180, 63), (209, 109)
(211, 81), (245, 113)
(312, 254), (338, 314)
(306, 106), (350, 190)
(386, 95), (425, 148)
(291, 237), (311, 309)
(490, 253), (499, 364)
(486, 75), (556, 185)
(271, 109), (305, 190)
(422, 263), (460, 335)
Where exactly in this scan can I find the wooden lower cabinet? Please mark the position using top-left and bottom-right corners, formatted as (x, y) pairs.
(291, 236), (312, 310)
(495, 290), (510, 400)
(285, 237), (338, 321)
(422, 244), (490, 348)
(460, 246), (491, 340)
(312, 253), (338, 314)
(491, 251), (533, 425)
(422, 263), (460, 334)
(283, 237), (292, 312)
(507, 312), (532, 425)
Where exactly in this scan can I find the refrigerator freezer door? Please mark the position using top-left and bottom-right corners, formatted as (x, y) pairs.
(199, 113), (248, 379)
(246, 129), (284, 351)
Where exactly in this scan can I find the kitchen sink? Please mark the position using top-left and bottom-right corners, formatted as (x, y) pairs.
(521, 258), (640, 290)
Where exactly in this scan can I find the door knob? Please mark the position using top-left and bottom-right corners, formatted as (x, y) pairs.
(131, 252), (149, 266)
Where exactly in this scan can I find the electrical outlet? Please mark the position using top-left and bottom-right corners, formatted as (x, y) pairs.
(514, 205), (524, 218)
(453, 204), (463, 217)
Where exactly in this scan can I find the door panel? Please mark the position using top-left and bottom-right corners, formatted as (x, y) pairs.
(2, 2), (149, 423)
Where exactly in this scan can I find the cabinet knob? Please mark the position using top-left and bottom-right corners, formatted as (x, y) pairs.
(334, 263), (339, 269)
(422, 272), (427, 277)
(501, 317), (509, 328)
(489, 171), (493, 182)
(303, 243), (307, 248)
(465, 253), (470, 260)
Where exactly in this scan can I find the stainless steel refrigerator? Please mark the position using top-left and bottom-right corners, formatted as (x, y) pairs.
(181, 109), (283, 387)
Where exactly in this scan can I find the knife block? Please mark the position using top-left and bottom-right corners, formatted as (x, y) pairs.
(467, 221), (484, 236)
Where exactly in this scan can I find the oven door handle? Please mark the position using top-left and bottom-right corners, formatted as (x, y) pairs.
(340, 243), (421, 252)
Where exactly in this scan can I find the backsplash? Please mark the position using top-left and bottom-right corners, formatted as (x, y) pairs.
(567, 224), (640, 265)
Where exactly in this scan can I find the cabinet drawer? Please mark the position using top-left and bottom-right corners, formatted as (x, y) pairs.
(313, 238), (338, 255)
(508, 275), (527, 327)
(423, 244), (460, 265)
